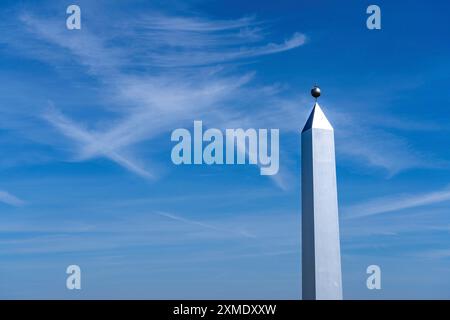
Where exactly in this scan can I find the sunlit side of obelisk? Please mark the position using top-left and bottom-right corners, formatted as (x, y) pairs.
(302, 86), (343, 300)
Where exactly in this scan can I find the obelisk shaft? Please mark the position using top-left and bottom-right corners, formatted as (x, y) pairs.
(301, 103), (343, 300)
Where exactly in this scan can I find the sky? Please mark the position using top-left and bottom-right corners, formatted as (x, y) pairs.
(0, 0), (449, 299)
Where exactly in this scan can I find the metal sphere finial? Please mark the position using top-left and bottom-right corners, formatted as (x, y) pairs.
(311, 85), (321, 99)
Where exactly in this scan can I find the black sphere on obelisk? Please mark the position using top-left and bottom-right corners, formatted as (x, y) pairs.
(311, 85), (321, 100)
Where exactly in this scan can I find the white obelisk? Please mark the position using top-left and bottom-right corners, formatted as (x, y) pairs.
(302, 86), (343, 300)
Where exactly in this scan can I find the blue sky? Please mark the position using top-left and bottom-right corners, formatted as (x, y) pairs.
(0, 0), (449, 299)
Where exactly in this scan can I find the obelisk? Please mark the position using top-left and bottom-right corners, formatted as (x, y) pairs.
(301, 86), (343, 300)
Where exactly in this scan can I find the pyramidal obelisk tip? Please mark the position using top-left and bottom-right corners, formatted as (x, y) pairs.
(302, 103), (333, 133)
(303, 85), (333, 132)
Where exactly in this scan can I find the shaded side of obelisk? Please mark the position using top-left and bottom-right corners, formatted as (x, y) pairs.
(301, 102), (343, 300)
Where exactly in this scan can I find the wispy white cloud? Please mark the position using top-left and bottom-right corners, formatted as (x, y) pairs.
(18, 12), (305, 69)
(337, 127), (433, 175)
(11, 11), (306, 183)
(117, 14), (305, 67)
(139, 32), (306, 67)
(137, 14), (258, 32)
(0, 190), (25, 207)
(155, 211), (256, 238)
(417, 249), (450, 259)
(0, 208), (298, 254)
(43, 106), (154, 179)
(343, 186), (450, 219)
(321, 106), (446, 175)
